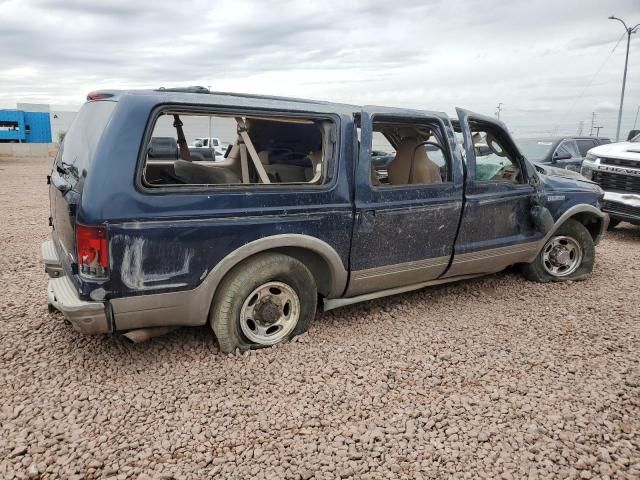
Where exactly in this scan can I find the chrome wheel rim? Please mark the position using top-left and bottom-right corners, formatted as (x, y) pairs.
(541, 235), (583, 277)
(239, 281), (300, 345)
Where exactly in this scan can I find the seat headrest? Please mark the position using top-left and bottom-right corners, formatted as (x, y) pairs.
(148, 137), (179, 159)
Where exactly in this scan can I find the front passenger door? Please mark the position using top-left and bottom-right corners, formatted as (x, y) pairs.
(445, 108), (543, 278)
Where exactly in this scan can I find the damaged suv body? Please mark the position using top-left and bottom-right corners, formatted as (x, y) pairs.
(42, 88), (608, 352)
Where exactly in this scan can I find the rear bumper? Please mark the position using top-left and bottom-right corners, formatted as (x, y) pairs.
(602, 191), (640, 224)
(41, 239), (65, 278)
(41, 240), (110, 334)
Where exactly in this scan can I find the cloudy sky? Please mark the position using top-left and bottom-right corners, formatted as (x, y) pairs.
(1, 0), (639, 138)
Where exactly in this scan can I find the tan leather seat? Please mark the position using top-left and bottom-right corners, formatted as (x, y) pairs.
(387, 138), (442, 185)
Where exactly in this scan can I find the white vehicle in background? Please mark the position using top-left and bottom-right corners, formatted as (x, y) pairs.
(581, 131), (640, 228)
(192, 137), (227, 157)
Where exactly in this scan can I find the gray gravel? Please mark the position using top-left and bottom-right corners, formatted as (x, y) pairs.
(1, 156), (639, 480)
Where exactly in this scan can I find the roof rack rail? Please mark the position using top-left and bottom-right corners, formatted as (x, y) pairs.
(156, 86), (210, 94)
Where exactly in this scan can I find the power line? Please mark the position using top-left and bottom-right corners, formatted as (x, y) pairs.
(554, 31), (626, 133)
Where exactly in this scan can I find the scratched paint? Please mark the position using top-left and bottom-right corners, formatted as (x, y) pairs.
(119, 236), (193, 290)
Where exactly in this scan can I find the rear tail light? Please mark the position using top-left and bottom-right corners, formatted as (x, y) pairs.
(86, 91), (114, 101)
(76, 224), (108, 277)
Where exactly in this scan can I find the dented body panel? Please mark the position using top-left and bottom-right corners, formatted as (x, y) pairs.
(42, 89), (607, 334)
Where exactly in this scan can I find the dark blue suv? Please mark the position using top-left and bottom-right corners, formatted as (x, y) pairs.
(42, 87), (608, 352)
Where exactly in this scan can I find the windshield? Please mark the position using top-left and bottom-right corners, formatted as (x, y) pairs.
(632, 133), (640, 142)
(515, 138), (554, 161)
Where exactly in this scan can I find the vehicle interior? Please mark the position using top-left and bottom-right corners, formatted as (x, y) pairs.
(370, 121), (449, 186)
(142, 112), (333, 187)
(453, 119), (523, 184)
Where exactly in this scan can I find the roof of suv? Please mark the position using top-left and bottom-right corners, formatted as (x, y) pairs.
(88, 86), (449, 117)
(91, 87), (361, 114)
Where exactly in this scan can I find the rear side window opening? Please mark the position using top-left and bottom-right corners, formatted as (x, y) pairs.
(141, 110), (336, 189)
(369, 118), (450, 187)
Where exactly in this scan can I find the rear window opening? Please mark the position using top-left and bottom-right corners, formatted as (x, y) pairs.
(142, 111), (335, 188)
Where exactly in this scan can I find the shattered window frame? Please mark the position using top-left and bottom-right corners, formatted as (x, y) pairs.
(135, 104), (341, 195)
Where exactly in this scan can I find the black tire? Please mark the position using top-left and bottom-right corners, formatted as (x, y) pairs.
(210, 252), (317, 353)
(522, 219), (595, 283)
(607, 219), (621, 230)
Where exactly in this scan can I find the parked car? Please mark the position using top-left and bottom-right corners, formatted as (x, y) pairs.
(516, 136), (611, 172)
(148, 137), (217, 163)
(42, 88), (608, 352)
(581, 131), (640, 228)
(193, 137), (227, 157)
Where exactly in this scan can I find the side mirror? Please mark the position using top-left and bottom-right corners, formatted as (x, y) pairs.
(552, 151), (572, 162)
(475, 145), (492, 156)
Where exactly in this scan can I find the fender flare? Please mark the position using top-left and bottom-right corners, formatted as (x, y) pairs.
(205, 234), (348, 301)
(539, 204), (609, 250)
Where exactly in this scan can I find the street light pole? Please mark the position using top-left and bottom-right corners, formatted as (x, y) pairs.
(609, 16), (639, 142)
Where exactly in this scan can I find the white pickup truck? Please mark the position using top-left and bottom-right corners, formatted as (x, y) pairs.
(581, 132), (640, 228)
(192, 137), (227, 156)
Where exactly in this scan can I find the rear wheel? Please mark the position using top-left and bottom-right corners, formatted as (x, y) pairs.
(210, 252), (317, 353)
(522, 219), (594, 282)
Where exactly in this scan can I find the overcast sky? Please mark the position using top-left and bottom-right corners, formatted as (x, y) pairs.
(1, 0), (639, 138)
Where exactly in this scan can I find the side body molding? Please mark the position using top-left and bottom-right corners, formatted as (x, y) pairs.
(110, 234), (348, 331)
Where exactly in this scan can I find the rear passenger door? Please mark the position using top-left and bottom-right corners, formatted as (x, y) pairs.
(347, 109), (464, 297)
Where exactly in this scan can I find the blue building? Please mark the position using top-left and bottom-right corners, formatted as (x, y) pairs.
(0, 106), (52, 143)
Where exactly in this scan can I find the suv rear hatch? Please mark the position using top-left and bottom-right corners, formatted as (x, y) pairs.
(49, 99), (116, 276)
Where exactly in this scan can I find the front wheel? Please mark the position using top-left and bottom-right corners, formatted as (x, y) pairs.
(210, 252), (317, 353)
(522, 219), (595, 282)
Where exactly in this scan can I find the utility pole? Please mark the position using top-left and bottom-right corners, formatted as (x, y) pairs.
(495, 103), (503, 120)
(594, 126), (603, 138)
(577, 121), (584, 136)
(590, 112), (597, 136)
(609, 16), (640, 141)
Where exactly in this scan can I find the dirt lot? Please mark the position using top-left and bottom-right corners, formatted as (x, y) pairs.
(1, 157), (639, 480)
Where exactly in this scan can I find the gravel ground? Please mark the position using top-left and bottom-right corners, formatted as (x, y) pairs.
(1, 156), (639, 480)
